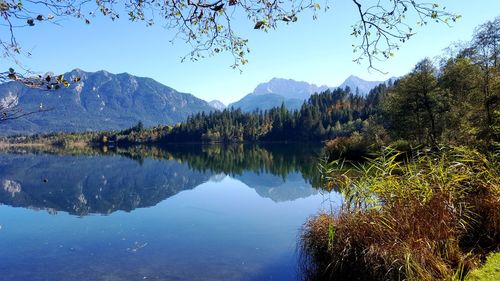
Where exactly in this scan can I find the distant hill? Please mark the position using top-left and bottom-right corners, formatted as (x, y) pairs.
(229, 76), (396, 112)
(229, 78), (328, 112)
(229, 93), (304, 112)
(0, 69), (214, 135)
(252, 78), (329, 100)
(208, 100), (226, 111)
(339, 75), (398, 95)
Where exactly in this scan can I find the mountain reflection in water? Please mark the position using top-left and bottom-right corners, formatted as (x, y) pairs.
(0, 144), (323, 216)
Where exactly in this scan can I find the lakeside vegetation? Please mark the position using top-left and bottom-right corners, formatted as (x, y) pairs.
(300, 146), (499, 280)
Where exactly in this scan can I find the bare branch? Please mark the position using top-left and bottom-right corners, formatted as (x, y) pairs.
(350, 0), (461, 72)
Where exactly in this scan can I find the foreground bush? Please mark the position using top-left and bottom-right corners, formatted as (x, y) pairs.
(300, 146), (500, 280)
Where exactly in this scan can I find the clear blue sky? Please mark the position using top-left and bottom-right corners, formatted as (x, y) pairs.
(8, 0), (499, 104)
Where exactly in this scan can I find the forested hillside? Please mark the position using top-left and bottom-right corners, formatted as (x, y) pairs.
(0, 69), (214, 134)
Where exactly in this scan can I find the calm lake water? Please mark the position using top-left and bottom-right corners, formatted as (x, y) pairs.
(0, 144), (340, 281)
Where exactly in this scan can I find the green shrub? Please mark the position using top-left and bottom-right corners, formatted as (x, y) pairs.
(388, 139), (414, 153)
(324, 132), (368, 160)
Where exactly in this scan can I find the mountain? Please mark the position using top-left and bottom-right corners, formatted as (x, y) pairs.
(252, 78), (329, 100)
(208, 100), (226, 111)
(338, 75), (398, 95)
(229, 76), (396, 112)
(229, 78), (328, 112)
(229, 93), (304, 112)
(0, 69), (214, 135)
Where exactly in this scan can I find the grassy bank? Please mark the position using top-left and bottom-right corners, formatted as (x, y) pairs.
(299, 146), (499, 280)
(466, 252), (500, 281)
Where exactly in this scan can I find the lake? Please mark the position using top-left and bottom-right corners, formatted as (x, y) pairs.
(0, 144), (340, 281)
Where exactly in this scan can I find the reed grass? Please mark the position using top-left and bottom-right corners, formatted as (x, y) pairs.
(300, 146), (500, 280)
